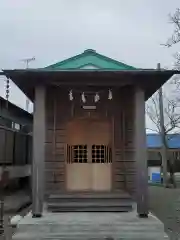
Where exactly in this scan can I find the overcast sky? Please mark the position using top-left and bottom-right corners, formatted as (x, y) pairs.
(0, 0), (179, 130)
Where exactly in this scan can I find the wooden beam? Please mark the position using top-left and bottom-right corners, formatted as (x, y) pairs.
(134, 87), (148, 217)
(32, 85), (46, 217)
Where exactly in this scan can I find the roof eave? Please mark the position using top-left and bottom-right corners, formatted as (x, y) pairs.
(1, 69), (179, 102)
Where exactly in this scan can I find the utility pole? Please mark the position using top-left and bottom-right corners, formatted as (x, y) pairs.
(21, 57), (35, 112)
(158, 63), (168, 187)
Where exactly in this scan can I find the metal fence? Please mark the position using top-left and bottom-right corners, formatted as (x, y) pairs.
(0, 126), (32, 166)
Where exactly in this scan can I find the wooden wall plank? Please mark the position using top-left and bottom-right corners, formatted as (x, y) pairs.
(45, 86), (137, 197)
(113, 86), (136, 195)
(45, 87), (67, 196)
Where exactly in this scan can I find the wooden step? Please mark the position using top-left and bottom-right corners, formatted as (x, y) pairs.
(48, 201), (132, 208)
(49, 192), (132, 200)
(48, 203), (132, 212)
(47, 193), (133, 212)
(48, 199), (133, 205)
(48, 196), (132, 203)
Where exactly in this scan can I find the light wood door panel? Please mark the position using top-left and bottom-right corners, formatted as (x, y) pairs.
(67, 163), (91, 191)
(66, 118), (112, 191)
(92, 163), (112, 191)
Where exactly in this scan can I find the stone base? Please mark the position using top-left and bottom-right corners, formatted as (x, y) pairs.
(12, 205), (169, 240)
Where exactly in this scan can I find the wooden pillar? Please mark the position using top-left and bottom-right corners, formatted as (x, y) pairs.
(134, 87), (148, 217)
(32, 85), (46, 217)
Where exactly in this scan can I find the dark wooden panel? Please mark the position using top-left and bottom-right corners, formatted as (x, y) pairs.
(45, 130), (53, 143)
(45, 88), (67, 195)
(114, 152), (135, 162)
(0, 129), (14, 164)
(56, 142), (66, 150)
(126, 181), (136, 190)
(56, 135), (66, 143)
(45, 86), (137, 196)
(27, 135), (32, 164)
(125, 169), (136, 174)
(113, 182), (126, 189)
(123, 161), (136, 169)
(114, 167), (135, 174)
(124, 151), (135, 160)
(45, 143), (65, 155)
(45, 87), (115, 196)
(0, 129), (5, 163)
(46, 129), (66, 143)
(45, 170), (65, 183)
(45, 154), (65, 162)
(45, 182), (65, 193)
(45, 162), (65, 170)
(45, 169), (65, 175)
(113, 87), (136, 194)
(126, 174), (136, 182)
(5, 130), (14, 164)
(14, 132), (27, 165)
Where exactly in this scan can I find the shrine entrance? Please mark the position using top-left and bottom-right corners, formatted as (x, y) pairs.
(66, 118), (112, 191)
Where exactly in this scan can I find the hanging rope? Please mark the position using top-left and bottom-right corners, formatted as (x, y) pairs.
(5, 78), (10, 110)
(68, 88), (112, 95)
(68, 89), (113, 102)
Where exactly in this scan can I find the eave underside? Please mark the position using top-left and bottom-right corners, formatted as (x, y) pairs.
(1, 70), (179, 102)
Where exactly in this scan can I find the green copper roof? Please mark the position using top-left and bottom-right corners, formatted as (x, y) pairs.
(45, 49), (136, 70)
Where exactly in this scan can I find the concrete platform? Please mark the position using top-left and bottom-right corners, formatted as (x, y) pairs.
(12, 205), (169, 240)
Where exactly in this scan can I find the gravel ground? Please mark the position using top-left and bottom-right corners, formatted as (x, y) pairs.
(148, 185), (180, 236)
(1, 204), (31, 240)
(0, 189), (31, 240)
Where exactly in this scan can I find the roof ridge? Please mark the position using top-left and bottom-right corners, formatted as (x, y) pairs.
(91, 51), (136, 69)
(44, 51), (85, 69)
(45, 49), (137, 69)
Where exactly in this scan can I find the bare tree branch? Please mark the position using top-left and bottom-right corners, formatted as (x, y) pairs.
(174, 52), (180, 71)
(157, 8), (180, 187)
(164, 8), (180, 47)
(146, 91), (180, 135)
(146, 106), (160, 132)
(146, 93), (161, 133)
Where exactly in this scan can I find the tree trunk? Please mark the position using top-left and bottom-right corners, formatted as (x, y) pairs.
(158, 84), (168, 187)
(165, 139), (176, 188)
(161, 135), (168, 187)
(169, 158), (176, 188)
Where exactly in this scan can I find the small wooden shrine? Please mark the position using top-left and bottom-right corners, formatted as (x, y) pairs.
(2, 49), (178, 217)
